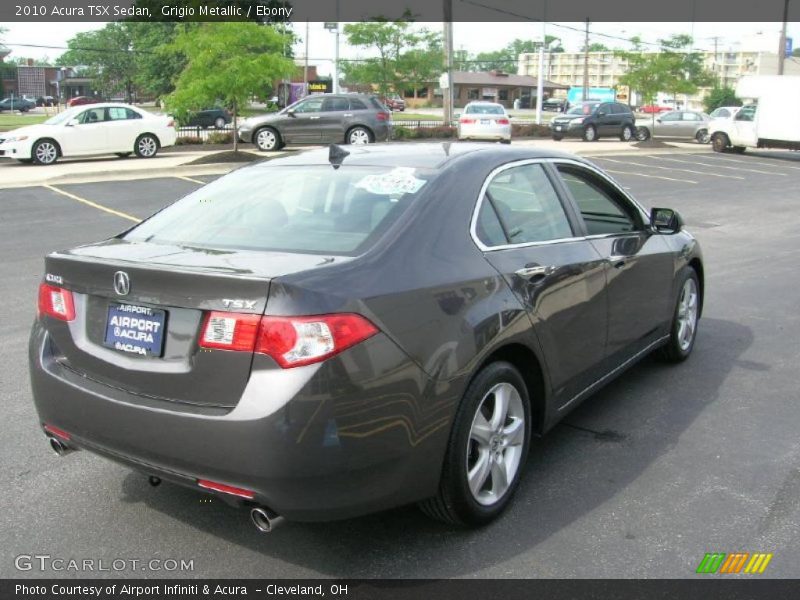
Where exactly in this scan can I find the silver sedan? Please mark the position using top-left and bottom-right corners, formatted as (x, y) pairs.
(635, 110), (712, 143)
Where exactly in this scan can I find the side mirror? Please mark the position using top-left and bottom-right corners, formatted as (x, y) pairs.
(597, 110), (606, 117)
(66, 119), (79, 127)
(286, 108), (296, 117)
(650, 207), (683, 234)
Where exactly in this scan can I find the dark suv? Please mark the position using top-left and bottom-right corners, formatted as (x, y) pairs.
(550, 101), (635, 142)
(238, 93), (392, 151)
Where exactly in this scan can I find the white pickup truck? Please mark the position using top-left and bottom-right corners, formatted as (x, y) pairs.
(709, 75), (800, 153)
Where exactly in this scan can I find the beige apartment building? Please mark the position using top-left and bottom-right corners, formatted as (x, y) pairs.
(518, 48), (800, 109)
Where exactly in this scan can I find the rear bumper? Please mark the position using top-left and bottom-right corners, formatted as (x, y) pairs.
(457, 124), (511, 141)
(29, 321), (450, 521)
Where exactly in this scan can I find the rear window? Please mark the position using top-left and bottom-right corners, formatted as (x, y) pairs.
(566, 102), (599, 116)
(123, 166), (433, 255)
(466, 104), (505, 115)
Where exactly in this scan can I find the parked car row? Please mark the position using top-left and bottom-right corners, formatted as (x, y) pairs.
(0, 97), (36, 112)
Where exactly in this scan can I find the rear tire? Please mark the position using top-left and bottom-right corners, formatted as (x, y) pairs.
(134, 134), (159, 158)
(620, 125), (634, 142)
(635, 127), (651, 142)
(347, 126), (373, 145)
(419, 361), (530, 526)
(214, 117), (226, 129)
(500, 139), (511, 145)
(695, 129), (710, 144)
(660, 268), (701, 363)
(551, 134), (563, 141)
(583, 125), (597, 142)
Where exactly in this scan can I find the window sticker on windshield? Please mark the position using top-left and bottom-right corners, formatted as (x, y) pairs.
(355, 168), (426, 195)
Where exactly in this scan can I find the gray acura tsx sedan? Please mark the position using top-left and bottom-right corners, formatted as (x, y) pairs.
(29, 143), (703, 530)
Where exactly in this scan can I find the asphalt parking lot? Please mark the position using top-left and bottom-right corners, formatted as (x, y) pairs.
(2, 147), (800, 578)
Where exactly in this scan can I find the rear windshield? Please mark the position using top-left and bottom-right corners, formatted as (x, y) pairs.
(466, 105), (505, 115)
(123, 166), (433, 255)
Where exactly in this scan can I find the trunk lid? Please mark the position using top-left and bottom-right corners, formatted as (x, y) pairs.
(42, 239), (341, 409)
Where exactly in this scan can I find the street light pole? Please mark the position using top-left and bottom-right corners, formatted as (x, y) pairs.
(334, 0), (340, 93)
(778, 0), (789, 75)
(443, 0), (454, 125)
(535, 5), (546, 125)
(582, 18), (590, 101)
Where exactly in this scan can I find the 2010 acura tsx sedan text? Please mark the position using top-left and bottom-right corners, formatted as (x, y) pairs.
(29, 143), (704, 531)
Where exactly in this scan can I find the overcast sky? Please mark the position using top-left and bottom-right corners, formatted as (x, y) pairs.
(3, 21), (798, 76)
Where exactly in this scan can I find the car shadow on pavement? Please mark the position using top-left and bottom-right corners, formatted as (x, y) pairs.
(118, 316), (751, 578)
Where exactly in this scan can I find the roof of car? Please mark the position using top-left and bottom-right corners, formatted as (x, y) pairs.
(247, 142), (587, 171)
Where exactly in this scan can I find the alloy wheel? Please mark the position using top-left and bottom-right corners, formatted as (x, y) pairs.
(138, 136), (157, 157)
(466, 382), (526, 506)
(349, 128), (371, 145)
(34, 142), (57, 165)
(676, 278), (699, 351)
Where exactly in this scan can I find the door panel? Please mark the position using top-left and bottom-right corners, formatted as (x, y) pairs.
(281, 97), (324, 143)
(474, 161), (609, 404)
(318, 96), (350, 143)
(555, 163), (673, 363)
(59, 107), (108, 155)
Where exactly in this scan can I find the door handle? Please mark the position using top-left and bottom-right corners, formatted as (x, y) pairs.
(343, 113), (353, 117)
(309, 116), (320, 120)
(515, 265), (556, 280)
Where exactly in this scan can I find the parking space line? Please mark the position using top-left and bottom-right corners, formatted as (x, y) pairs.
(698, 154), (800, 171)
(596, 156), (740, 179)
(654, 156), (787, 176)
(604, 169), (697, 184)
(43, 185), (141, 223)
(174, 175), (207, 185)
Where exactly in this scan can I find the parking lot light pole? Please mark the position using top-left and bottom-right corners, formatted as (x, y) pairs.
(778, 0), (789, 75)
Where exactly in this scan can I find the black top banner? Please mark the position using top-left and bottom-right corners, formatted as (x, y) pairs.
(1, 0), (799, 22)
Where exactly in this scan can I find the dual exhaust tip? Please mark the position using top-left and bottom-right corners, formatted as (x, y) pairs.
(46, 433), (283, 532)
(250, 507), (284, 533)
(48, 435), (74, 457)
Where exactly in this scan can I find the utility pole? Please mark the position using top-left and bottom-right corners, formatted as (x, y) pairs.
(535, 2), (547, 124)
(334, 0), (340, 93)
(778, 0), (789, 75)
(582, 18), (590, 101)
(710, 36), (721, 84)
(304, 21), (309, 93)
(443, 0), (454, 125)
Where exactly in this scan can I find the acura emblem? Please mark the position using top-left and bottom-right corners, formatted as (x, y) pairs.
(113, 271), (130, 296)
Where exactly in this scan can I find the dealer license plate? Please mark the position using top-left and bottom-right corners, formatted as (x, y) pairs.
(104, 303), (166, 357)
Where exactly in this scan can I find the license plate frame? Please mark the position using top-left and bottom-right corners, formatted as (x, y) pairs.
(103, 302), (167, 357)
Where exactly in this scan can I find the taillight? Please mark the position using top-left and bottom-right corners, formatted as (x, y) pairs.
(460, 117), (476, 124)
(199, 312), (379, 368)
(38, 283), (75, 321)
(496, 118), (510, 125)
(376, 112), (390, 121)
(199, 311), (260, 352)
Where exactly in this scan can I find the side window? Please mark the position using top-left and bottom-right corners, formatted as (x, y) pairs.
(682, 112), (700, 121)
(322, 97), (349, 111)
(293, 97), (324, 113)
(126, 108), (142, 120)
(107, 107), (129, 121)
(661, 112), (681, 122)
(79, 108), (105, 124)
(557, 165), (640, 236)
(476, 163), (573, 247)
(735, 105), (756, 121)
(349, 98), (367, 110)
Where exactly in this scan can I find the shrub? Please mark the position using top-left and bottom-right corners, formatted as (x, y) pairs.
(206, 131), (234, 145)
(176, 136), (203, 145)
(512, 123), (551, 138)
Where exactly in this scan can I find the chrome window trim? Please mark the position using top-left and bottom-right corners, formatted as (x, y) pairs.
(470, 157), (651, 253)
(469, 158), (584, 252)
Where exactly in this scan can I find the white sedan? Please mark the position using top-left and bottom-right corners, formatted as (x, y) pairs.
(457, 102), (512, 143)
(0, 103), (177, 165)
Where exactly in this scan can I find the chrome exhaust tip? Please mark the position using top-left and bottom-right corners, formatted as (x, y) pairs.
(250, 507), (284, 533)
(48, 436), (73, 456)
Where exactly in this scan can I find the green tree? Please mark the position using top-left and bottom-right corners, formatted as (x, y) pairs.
(470, 37), (563, 72)
(657, 34), (714, 102)
(127, 22), (194, 101)
(702, 86), (741, 112)
(342, 19), (413, 97)
(395, 30), (443, 99)
(165, 22), (294, 151)
(584, 42), (610, 52)
(58, 24), (137, 101)
(792, 47), (800, 57)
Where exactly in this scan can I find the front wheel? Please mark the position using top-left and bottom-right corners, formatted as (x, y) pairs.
(620, 125), (634, 142)
(214, 117), (227, 129)
(711, 132), (729, 153)
(695, 129), (710, 144)
(135, 134), (159, 158)
(31, 139), (59, 165)
(551, 134), (563, 141)
(419, 361), (530, 526)
(254, 127), (281, 151)
(635, 127), (651, 142)
(660, 268), (701, 362)
(583, 125), (597, 142)
(347, 126), (373, 145)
